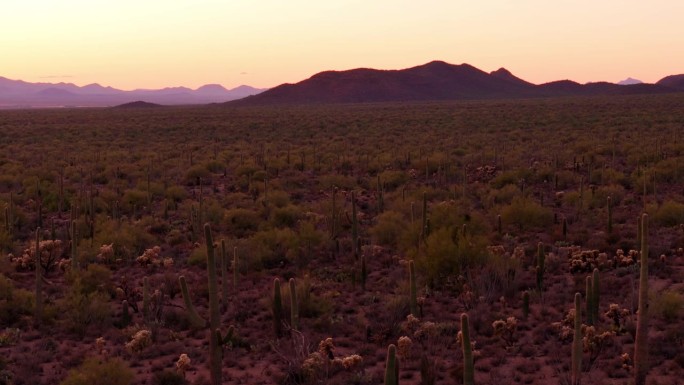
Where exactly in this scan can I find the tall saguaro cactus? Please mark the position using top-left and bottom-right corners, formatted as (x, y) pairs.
(351, 191), (359, 260)
(289, 278), (299, 331)
(178, 224), (236, 385)
(572, 292), (582, 385)
(34, 228), (43, 324)
(634, 213), (649, 385)
(384, 344), (399, 385)
(409, 260), (418, 317)
(461, 313), (474, 385)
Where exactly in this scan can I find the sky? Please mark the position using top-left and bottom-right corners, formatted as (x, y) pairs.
(1, 0), (683, 90)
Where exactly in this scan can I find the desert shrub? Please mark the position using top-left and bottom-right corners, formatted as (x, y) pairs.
(188, 245), (207, 267)
(165, 185), (188, 202)
(121, 189), (148, 210)
(279, 275), (332, 320)
(501, 197), (553, 230)
(652, 290), (683, 322)
(224, 208), (261, 237)
(93, 220), (156, 262)
(183, 165), (211, 185)
(66, 264), (113, 295)
(0, 230), (12, 253)
(60, 278), (111, 336)
(485, 184), (522, 207)
(267, 190), (290, 208)
(0, 273), (34, 326)
(370, 211), (408, 248)
(378, 170), (408, 191)
(417, 227), (488, 285)
(248, 228), (300, 270)
(205, 160), (225, 173)
(652, 200), (684, 227)
(589, 184), (625, 208)
(202, 199), (224, 226)
(271, 205), (302, 228)
(60, 357), (133, 385)
(152, 370), (188, 385)
(318, 174), (356, 190)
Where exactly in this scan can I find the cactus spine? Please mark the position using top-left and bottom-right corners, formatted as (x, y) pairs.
(409, 260), (418, 317)
(384, 344), (399, 385)
(571, 292), (582, 385)
(634, 213), (649, 385)
(273, 278), (283, 337)
(461, 313), (474, 385)
(289, 278), (299, 331)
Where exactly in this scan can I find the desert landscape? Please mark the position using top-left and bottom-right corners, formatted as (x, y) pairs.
(1, 93), (683, 384)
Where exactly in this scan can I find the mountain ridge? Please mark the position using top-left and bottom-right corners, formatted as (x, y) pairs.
(229, 61), (681, 106)
(0, 77), (266, 108)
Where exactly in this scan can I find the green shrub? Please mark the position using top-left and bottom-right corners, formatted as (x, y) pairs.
(184, 165), (212, 185)
(417, 227), (488, 285)
(0, 274), (34, 326)
(371, 211), (408, 248)
(653, 200), (684, 227)
(378, 170), (408, 191)
(59, 278), (111, 336)
(652, 290), (683, 322)
(271, 205), (302, 228)
(501, 197), (553, 230)
(224, 208), (261, 237)
(60, 357), (133, 385)
(165, 185), (188, 202)
(248, 228), (300, 270)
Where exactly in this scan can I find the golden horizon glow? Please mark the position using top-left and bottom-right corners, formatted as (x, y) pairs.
(2, 0), (683, 90)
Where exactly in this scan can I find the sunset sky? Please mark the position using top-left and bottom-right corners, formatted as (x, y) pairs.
(2, 0), (683, 90)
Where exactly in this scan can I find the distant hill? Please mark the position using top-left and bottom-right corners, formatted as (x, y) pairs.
(617, 77), (643, 85)
(229, 61), (680, 106)
(0, 76), (266, 108)
(114, 101), (162, 108)
(657, 74), (684, 90)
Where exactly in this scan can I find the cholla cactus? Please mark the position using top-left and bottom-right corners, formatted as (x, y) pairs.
(604, 303), (630, 332)
(96, 243), (114, 263)
(397, 336), (413, 360)
(341, 354), (363, 370)
(176, 354), (191, 377)
(95, 337), (106, 355)
(318, 337), (335, 360)
(582, 325), (615, 369)
(136, 246), (162, 267)
(12, 239), (64, 271)
(492, 317), (518, 347)
(125, 329), (152, 353)
(301, 352), (326, 381)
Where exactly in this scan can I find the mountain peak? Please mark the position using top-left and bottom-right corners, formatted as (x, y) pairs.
(617, 77), (643, 85)
(196, 84), (228, 92)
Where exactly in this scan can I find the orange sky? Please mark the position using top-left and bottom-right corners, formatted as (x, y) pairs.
(2, 0), (683, 90)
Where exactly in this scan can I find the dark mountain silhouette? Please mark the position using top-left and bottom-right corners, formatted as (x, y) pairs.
(657, 74), (684, 90)
(0, 77), (266, 108)
(114, 101), (162, 108)
(229, 61), (681, 106)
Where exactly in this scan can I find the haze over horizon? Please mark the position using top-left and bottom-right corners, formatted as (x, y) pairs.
(2, 0), (683, 90)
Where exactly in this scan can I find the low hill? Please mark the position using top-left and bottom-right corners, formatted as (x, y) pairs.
(229, 61), (679, 106)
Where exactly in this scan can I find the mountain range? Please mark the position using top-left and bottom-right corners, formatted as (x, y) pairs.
(229, 61), (684, 106)
(0, 77), (265, 108)
(2, 61), (683, 108)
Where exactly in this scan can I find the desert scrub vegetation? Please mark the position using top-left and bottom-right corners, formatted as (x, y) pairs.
(0, 95), (684, 384)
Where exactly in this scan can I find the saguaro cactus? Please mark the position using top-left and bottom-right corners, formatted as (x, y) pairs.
(351, 191), (359, 260)
(273, 278), (283, 337)
(572, 292), (583, 385)
(522, 290), (530, 320)
(634, 213), (649, 385)
(586, 276), (593, 325)
(384, 344), (399, 385)
(461, 313), (474, 385)
(607, 196), (613, 233)
(289, 278), (299, 331)
(34, 228), (42, 324)
(592, 268), (600, 324)
(221, 240), (228, 312)
(178, 224), (236, 385)
(409, 260), (418, 317)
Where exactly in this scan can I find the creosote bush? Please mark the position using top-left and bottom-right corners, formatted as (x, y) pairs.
(60, 357), (133, 385)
